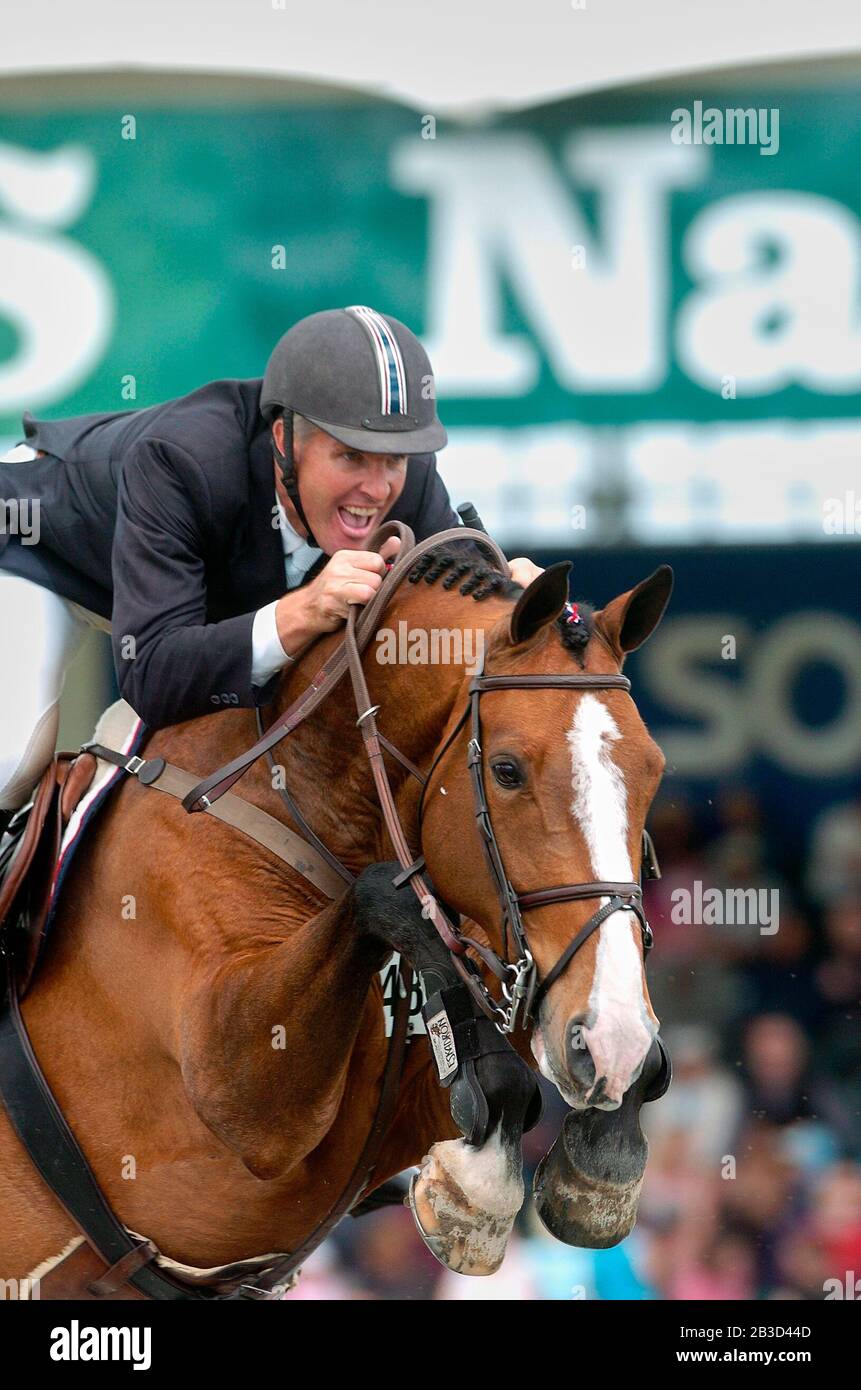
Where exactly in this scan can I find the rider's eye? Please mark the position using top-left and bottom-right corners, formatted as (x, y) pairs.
(491, 759), (523, 788)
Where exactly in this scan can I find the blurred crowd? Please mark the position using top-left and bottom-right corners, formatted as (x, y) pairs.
(287, 787), (861, 1300)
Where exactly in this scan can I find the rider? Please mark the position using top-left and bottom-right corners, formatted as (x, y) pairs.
(0, 306), (541, 839)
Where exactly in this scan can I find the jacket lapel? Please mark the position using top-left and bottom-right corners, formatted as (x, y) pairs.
(231, 425), (285, 610)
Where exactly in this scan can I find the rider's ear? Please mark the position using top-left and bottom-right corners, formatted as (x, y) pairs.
(508, 562), (572, 646)
(594, 565), (673, 658)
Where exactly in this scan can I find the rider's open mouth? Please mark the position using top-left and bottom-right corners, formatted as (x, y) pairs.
(337, 505), (380, 538)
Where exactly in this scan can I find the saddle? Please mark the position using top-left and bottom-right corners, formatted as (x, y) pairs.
(0, 751), (97, 995)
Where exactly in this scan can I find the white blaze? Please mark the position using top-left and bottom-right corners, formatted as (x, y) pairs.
(566, 695), (654, 1104)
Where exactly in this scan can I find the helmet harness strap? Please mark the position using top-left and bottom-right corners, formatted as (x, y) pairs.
(272, 407), (319, 550)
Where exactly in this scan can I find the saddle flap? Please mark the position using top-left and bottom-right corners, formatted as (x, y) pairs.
(0, 754), (77, 996)
(61, 752), (97, 824)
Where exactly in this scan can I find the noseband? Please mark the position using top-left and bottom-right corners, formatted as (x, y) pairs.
(417, 659), (659, 1032)
(178, 520), (659, 1037)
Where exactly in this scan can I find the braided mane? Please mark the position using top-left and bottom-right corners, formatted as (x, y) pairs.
(406, 541), (594, 659)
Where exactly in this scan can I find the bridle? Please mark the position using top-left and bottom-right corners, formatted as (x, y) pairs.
(416, 657), (659, 1033)
(181, 519), (660, 1036)
(0, 518), (665, 1302)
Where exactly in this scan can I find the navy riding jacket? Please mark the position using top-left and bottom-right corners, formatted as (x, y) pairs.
(0, 378), (458, 728)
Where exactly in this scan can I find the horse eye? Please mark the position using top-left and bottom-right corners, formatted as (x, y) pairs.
(491, 759), (522, 788)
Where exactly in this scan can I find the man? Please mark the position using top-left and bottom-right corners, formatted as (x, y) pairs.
(0, 306), (541, 837)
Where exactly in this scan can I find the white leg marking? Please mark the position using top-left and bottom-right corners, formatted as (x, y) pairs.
(427, 1127), (522, 1219)
(412, 1127), (523, 1275)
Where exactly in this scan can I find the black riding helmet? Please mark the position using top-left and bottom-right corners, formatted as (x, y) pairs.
(260, 306), (447, 546)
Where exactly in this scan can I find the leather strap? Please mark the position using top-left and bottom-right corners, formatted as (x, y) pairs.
(517, 881), (644, 910)
(0, 955), (207, 1300)
(84, 744), (346, 901)
(181, 523), (509, 813)
(343, 601), (506, 1021)
(530, 895), (649, 1014)
(88, 1240), (160, 1298)
(253, 711), (427, 893)
(472, 674), (632, 693)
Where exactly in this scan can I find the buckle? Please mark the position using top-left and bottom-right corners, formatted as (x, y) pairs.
(124, 756), (145, 775)
(499, 950), (534, 1033)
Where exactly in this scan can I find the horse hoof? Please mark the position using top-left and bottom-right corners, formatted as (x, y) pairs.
(406, 1171), (462, 1272)
(404, 1149), (515, 1277)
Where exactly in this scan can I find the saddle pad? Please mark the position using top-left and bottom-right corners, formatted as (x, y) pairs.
(44, 699), (146, 936)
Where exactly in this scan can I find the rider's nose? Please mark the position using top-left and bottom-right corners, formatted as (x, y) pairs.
(359, 466), (390, 503)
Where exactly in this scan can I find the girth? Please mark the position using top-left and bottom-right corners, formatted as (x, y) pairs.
(1, 518), (661, 1299)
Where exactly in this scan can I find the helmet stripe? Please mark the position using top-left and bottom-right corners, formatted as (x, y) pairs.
(346, 305), (408, 416)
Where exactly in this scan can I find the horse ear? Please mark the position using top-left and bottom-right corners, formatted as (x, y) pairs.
(594, 565), (673, 656)
(508, 562), (572, 646)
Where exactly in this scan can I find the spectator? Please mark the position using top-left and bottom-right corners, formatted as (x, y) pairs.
(806, 796), (861, 906)
(642, 1024), (743, 1168)
(738, 1015), (857, 1153)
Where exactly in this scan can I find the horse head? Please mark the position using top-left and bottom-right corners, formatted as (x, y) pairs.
(414, 556), (674, 1249)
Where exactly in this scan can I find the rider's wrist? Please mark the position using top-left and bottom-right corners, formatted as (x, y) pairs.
(275, 588), (319, 653)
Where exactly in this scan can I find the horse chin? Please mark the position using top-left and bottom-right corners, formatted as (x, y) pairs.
(531, 1024), (612, 1113)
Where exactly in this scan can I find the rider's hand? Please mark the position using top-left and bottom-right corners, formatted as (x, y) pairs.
(508, 556), (544, 588)
(302, 536), (402, 632)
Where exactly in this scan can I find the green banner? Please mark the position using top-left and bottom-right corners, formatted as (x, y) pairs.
(2, 88), (859, 543)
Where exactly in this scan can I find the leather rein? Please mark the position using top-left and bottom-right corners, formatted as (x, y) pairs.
(0, 519), (660, 1301)
(188, 518), (659, 1035)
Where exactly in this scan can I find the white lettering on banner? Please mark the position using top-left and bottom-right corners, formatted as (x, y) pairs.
(677, 193), (861, 393)
(641, 613), (861, 777)
(640, 616), (751, 775)
(751, 615), (861, 774)
(0, 142), (113, 411)
(392, 129), (705, 394)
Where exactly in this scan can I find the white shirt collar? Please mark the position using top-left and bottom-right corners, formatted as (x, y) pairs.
(275, 496), (321, 559)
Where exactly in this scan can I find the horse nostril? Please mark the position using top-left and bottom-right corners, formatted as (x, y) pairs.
(566, 1020), (596, 1091)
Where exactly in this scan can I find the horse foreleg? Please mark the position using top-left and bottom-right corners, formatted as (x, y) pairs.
(180, 885), (389, 1180)
(352, 863), (541, 1276)
(407, 1038), (537, 1276)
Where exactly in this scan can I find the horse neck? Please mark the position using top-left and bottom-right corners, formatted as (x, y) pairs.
(258, 584), (513, 872)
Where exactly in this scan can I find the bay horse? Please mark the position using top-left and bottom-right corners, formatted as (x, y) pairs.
(0, 534), (672, 1295)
